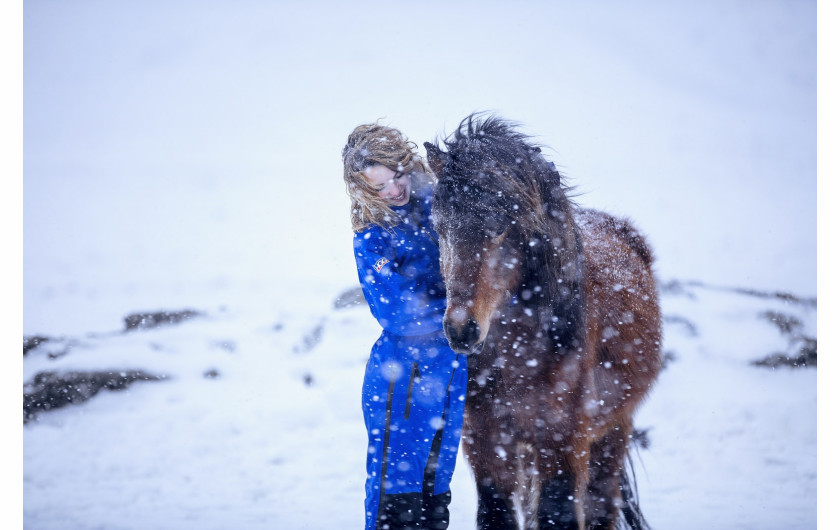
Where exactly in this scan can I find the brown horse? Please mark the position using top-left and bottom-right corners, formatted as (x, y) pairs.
(424, 114), (661, 530)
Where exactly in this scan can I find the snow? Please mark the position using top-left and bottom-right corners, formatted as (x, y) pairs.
(16, 0), (825, 529)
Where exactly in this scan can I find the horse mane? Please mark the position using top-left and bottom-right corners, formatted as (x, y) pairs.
(432, 112), (586, 343)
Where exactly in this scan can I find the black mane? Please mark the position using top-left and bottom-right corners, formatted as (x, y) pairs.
(429, 112), (586, 342)
(430, 113), (576, 232)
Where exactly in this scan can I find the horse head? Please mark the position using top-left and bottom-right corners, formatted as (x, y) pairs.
(425, 114), (581, 355)
(427, 165), (525, 354)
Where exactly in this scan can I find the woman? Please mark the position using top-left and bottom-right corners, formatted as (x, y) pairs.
(342, 122), (468, 530)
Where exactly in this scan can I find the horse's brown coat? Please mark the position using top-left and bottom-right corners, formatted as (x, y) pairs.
(426, 114), (661, 529)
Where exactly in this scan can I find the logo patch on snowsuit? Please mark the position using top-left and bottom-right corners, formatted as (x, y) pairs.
(374, 257), (390, 272)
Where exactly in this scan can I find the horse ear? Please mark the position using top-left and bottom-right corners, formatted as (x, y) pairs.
(424, 142), (450, 177)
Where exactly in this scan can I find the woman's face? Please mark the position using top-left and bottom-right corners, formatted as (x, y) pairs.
(362, 164), (412, 207)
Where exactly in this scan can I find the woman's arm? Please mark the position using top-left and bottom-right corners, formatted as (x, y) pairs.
(354, 229), (437, 335)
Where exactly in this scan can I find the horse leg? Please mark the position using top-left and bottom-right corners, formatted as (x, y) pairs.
(464, 433), (518, 529)
(584, 426), (631, 529)
(476, 478), (518, 530)
(536, 441), (590, 530)
(536, 472), (583, 530)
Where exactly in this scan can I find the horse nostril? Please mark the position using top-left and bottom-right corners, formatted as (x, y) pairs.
(464, 318), (480, 344)
(444, 320), (457, 343)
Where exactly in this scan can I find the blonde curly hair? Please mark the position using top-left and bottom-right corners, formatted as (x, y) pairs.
(342, 122), (435, 232)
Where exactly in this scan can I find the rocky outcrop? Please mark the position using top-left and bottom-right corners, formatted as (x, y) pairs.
(333, 287), (365, 309)
(24, 370), (165, 423)
(23, 307), (204, 423)
(23, 336), (52, 356)
(123, 309), (203, 331)
(659, 279), (817, 369)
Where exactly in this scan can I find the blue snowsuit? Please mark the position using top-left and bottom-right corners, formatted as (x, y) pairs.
(354, 186), (468, 530)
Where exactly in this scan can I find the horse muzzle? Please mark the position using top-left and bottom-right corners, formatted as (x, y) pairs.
(444, 317), (485, 355)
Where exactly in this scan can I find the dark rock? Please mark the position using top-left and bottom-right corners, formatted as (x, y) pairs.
(203, 368), (220, 379)
(657, 279), (697, 299)
(47, 349), (70, 360)
(23, 369), (165, 423)
(333, 287), (365, 309)
(760, 310), (804, 336)
(23, 336), (52, 356)
(294, 322), (324, 354)
(732, 286), (817, 307)
(211, 340), (236, 353)
(660, 350), (677, 370)
(753, 337), (817, 368)
(24, 335), (73, 359)
(753, 310), (816, 368)
(123, 309), (203, 331)
(663, 315), (698, 337)
(674, 279), (817, 308)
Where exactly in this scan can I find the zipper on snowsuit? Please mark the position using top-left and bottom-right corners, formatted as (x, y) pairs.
(375, 375), (397, 527)
(404, 362), (419, 419)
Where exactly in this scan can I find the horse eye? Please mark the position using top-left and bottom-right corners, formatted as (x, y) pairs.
(489, 226), (507, 240)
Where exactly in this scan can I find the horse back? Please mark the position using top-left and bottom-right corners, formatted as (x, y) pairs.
(575, 208), (662, 420)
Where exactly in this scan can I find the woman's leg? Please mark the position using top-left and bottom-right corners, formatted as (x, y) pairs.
(362, 334), (425, 529)
(362, 333), (467, 530)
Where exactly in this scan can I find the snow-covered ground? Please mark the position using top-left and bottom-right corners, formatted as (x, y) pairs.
(21, 281), (817, 529)
(19, 1), (821, 528)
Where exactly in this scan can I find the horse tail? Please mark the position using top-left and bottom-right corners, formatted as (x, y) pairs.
(618, 435), (652, 530)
